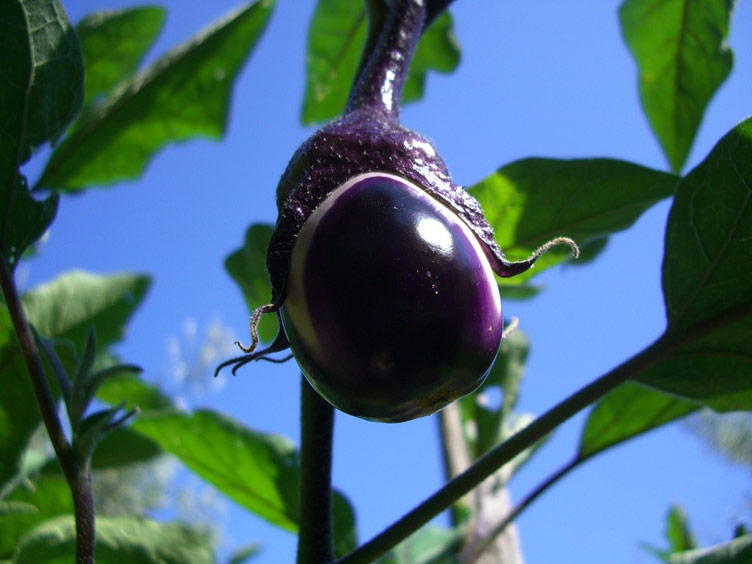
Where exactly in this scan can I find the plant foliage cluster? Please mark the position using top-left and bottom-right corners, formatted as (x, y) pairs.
(0, 0), (749, 563)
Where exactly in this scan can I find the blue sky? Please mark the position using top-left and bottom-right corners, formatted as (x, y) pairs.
(22, 0), (752, 562)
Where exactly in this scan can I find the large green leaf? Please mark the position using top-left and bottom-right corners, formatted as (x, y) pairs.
(620, 0), (734, 172)
(579, 383), (698, 460)
(0, 0), (84, 169)
(89, 427), (161, 470)
(0, 0), (80, 265)
(96, 371), (173, 413)
(224, 224), (278, 343)
(12, 515), (213, 564)
(634, 118), (752, 411)
(132, 409), (299, 531)
(0, 476), (72, 558)
(468, 158), (679, 283)
(301, 0), (459, 124)
(131, 408), (357, 556)
(21, 270), (151, 352)
(667, 534), (752, 564)
(36, 0), (275, 191)
(75, 7), (166, 109)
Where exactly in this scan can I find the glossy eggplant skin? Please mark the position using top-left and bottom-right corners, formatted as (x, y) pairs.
(280, 173), (502, 422)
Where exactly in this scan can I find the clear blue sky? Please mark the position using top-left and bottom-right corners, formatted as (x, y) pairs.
(22, 1), (751, 563)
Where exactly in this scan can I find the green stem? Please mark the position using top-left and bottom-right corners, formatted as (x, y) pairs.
(0, 256), (95, 564)
(297, 376), (336, 564)
(336, 340), (663, 564)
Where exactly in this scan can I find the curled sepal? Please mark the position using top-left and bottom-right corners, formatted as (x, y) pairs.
(214, 324), (291, 377)
(490, 236), (581, 278)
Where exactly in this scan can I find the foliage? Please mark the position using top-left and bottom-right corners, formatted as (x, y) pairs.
(0, 0), (748, 563)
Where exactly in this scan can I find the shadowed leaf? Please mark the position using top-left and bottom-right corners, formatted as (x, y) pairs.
(634, 118), (752, 411)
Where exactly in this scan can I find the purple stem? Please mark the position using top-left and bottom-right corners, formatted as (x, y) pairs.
(345, 0), (426, 119)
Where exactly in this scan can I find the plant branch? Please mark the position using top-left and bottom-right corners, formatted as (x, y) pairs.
(335, 338), (665, 564)
(297, 376), (336, 564)
(336, 300), (751, 564)
(0, 256), (95, 564)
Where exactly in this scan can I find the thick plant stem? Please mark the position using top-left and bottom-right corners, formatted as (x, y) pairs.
(297, 376), (336, 564)
(0, 257), (95, 564)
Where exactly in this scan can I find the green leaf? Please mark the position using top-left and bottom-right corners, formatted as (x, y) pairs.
(667, 505), (697, 554)
(332, 491), (358, 558)
(75, 7), (166, 108)
(0, 306), (39, 487)
(634, 118), (752, 411)
(225, 224), (278, 342)
(459, 328), (530, 459)
(131, 409), (357, 555)
(132, 409), (300, 531)
(21, 270), (151, 352)
(468, 158), (679, 283)
(301, 1), (459, 125)
(667, 534), (752, 564)
(0, 0), (84, 169)
(579, 382), (698, 460)
(0, 476), (72, 558)
(37, 0), (276, 192)
(620, 0), (734, 172)
(228, 543), (262, 564)
(96, 371), (173, 414)
(497, 281), (543, 301)
(0, 180), (59, 268)
(13, 515), (214, 564)
(379, 526), (460, 564)
(0, 0), (78, 265)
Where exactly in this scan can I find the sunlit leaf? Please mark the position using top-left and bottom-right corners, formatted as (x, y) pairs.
(469, 158), (678, 283)
(579, 383), (698, 460)
(0, 476), (72, 558)
(224, 224), (278, 342)
(37, 0), (276, 191)
(133, 409), (299, 531)
(131, 408), (357, 554)
(12, 515), (213, 564)
(301, 0), (459, 124)
(620, 0), (734, 172)
(21, 270), (151, 352)
(634, 118), (752, 411)
(75, 7), (166, 108)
